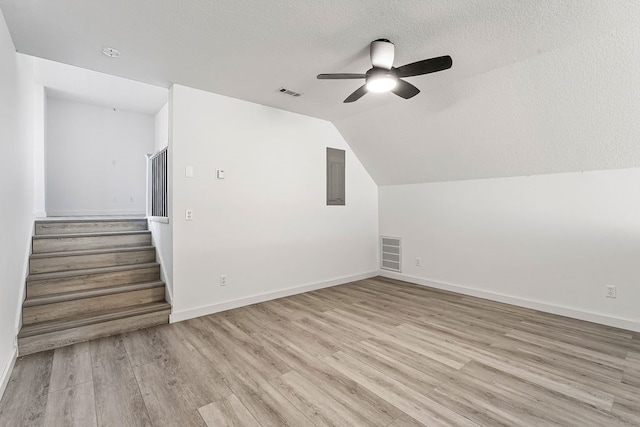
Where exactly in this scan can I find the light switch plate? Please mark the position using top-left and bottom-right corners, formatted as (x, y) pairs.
(185, 166), (194, 177)
(216, 169), (225, 179)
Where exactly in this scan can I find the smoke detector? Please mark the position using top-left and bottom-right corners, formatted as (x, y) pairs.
(102, 47), (120, 58)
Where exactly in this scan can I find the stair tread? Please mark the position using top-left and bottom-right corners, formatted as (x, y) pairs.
(24, 281), (165, 307)
(36, 218), (146, 224)
(30, 245), (155, 258)
(32, 230), (151, 240)
(19, 302), (171, 338)
(27, 262), (160, 282)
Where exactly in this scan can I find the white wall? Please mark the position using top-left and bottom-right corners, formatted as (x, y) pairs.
(0, 9), (34, 398)
(33, 83), (46, 218)
(149, 101), (173, 302)
(379, 168), (640, 331)
(46, 97), (155, 216)
(170, 84), (378, 321)
(153, 102), (169, 152)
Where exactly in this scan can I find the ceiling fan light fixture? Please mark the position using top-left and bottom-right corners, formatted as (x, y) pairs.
(366, 72), (397, 93)
(317, 39), (452, 103)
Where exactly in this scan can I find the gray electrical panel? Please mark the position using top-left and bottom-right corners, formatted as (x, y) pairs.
(326, 148), (345, 206)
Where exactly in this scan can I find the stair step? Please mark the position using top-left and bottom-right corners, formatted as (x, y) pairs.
(29, 246), (156, 274)
(20, 302), (171, 338)
(24, 281), (165, 307)
(18, 302), (171, 355)
(30, 245), (156, 258)
(22, 217), (170, 356)
(35, 218), (147, 235)
(32, 230), (151, 253)
(22, 282), (165, 326)
(26, 263), (160, 298)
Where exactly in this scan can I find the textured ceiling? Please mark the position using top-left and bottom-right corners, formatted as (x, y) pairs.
(1, 1), (640, 184)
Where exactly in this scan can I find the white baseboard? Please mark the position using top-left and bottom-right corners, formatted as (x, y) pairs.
(46, 210), (146, 217)
(15, 221), (34, 333)
(379, 271), (640, 333)
(148, 216), (169, 224)
(146, 222), (172, 304)
(170, 271), (378, 323)
(0, 347), (17, 402)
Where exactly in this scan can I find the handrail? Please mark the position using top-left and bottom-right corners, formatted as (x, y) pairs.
(149, 146), (167, 161)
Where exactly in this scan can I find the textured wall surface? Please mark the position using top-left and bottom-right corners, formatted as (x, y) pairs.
(337, 24), (640, 184)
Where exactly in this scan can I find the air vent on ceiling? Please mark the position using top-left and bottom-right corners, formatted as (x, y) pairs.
(277, 87), (302, 97)
(380, 236), (401, 272)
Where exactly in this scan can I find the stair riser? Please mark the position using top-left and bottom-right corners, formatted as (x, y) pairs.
(23, 286), (166, 325)
(30, 249), (156, 274)
(27, 266), (160, 298)
(33, 233), (151, 253)
(35, 220), (147, 235)
(18, 310), (170, 356)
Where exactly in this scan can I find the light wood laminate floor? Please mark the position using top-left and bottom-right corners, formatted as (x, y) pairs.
(1, 276), (639, 426)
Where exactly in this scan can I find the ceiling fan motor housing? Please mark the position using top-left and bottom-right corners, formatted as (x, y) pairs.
(370, 39), (395, 69)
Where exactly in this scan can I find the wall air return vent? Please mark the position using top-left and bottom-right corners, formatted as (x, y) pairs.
(277, 87), (302, 97)
(380, 236), (401, 272)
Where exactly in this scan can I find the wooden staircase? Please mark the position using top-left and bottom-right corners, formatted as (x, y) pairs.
(18, 218), (171, 355)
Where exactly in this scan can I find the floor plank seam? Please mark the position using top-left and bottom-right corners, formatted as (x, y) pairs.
(122, 333), (154, 426)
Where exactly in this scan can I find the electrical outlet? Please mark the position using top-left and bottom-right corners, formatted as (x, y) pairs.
(605, 285), (616, 298)
(415, 257), (421, 267)
(185, 209), (193, 220)
(220, 275), (227, 286)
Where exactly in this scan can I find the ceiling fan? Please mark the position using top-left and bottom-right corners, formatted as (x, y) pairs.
(317, 39), (452, 103)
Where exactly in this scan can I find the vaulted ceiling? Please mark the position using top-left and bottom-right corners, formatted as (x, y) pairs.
(2, 0), (640, 184)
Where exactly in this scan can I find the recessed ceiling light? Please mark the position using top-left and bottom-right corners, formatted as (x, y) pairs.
(102, 47), (120, 58)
